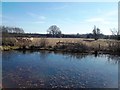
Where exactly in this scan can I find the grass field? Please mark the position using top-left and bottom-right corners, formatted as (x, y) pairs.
(31, 38), (119, 49)
(1, 37), (120, 55)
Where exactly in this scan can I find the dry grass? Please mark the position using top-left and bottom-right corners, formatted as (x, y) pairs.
(31, 38), (120, 53)
(1, 37), (120, 53)
(31, 38), (119, 49)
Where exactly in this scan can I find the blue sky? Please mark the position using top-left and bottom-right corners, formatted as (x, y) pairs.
(2, 2), (118, 35)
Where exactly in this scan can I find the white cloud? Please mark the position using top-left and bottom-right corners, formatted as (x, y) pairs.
(33, 21), (45, 24)
(85, 9), (117, 25)
(38, 16), (46, 20)
(82, 9), (118, 35)
(104, 10), (118, 17)
(86, 17), (110, 24)
(28, 13), (46, 24)
(28, 13), (46, 20)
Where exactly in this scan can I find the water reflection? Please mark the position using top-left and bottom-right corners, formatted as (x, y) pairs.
(17, 50), (35, 54)
(108, 54), (120, 64)
(52, 51), (119, 64)
(2, 50), (119, 88)
(54, 51), (88, 60)
(3, 50), (119, 64)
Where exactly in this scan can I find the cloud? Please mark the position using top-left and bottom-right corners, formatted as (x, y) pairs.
(85, 9), (117, 25)
(28, 13), (46, 20)
(28, 13), (46, 24)
(38, 16), (46, 20)
(82, 9), (118, 35)
(33, 21), (45, 24)
(104, 10), (118, 17)
(86, 17), (110, 24)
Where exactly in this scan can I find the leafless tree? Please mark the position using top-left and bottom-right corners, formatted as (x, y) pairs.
(92, 25), (100, 40)
(47, 25), (62, 37)
(110, 28), (120, 40)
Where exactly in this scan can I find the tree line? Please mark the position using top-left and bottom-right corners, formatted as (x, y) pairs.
(1, 25), (120, 40)
(47, 25), (120, 40)
(0, 26), (24, 33)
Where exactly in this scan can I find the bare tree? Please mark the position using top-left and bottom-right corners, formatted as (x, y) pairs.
(93, 25), (100, 40)
(47, 25), (62, 37)
(110, 28), (120, 40)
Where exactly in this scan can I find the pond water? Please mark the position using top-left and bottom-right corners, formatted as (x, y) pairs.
(2, 50), (119, 88)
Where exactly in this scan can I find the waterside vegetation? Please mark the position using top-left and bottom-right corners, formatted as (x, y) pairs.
(1, 25), (120, 55)
(1, 37), (120, 55)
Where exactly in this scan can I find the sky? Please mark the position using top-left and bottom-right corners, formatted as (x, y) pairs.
(2, 2), (118, 35)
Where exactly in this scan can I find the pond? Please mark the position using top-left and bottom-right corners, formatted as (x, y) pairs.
(2, 50), (119, 88)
